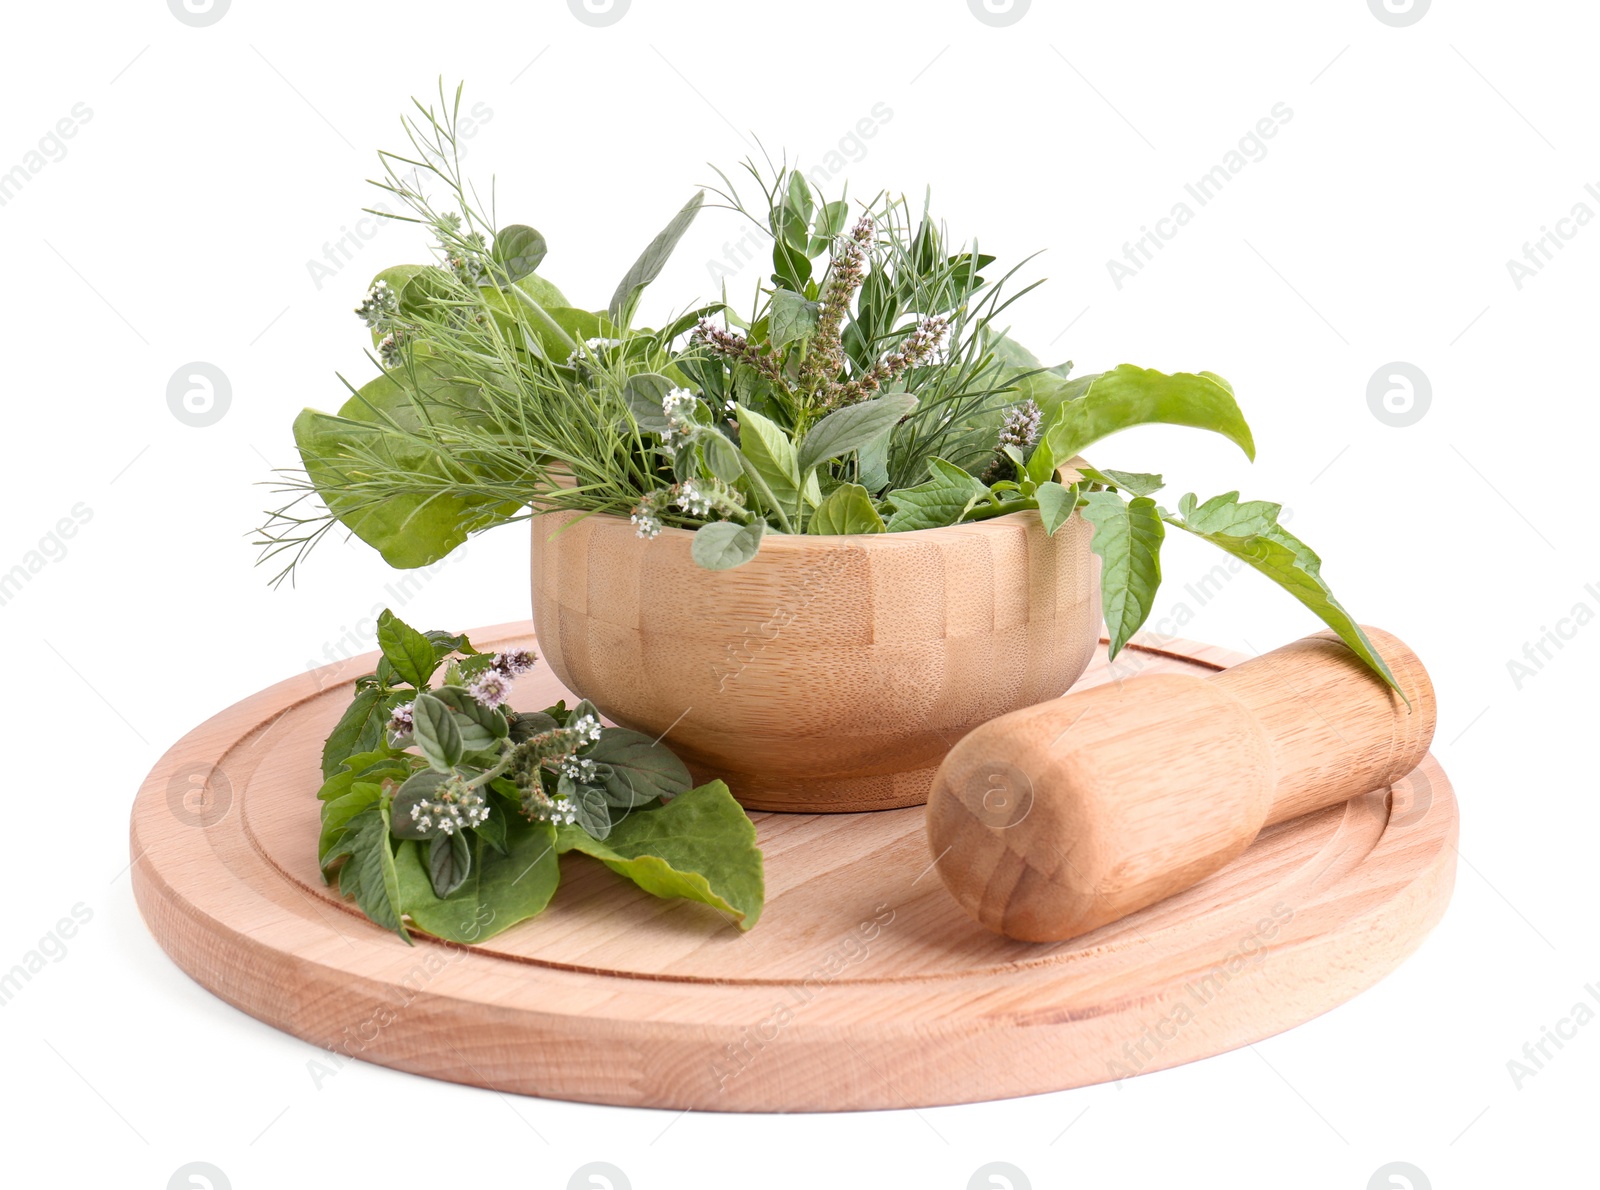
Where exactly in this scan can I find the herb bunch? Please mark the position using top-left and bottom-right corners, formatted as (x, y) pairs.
(258, 84), (1397, 690)
(319, 607), (763, 943)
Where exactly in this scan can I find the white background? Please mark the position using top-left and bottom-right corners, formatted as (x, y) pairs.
(1, 1), (1593, 1187)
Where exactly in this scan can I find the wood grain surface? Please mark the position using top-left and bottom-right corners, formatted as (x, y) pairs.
(531, 507), (1102, 812)
(130, 624), (1457, 1111)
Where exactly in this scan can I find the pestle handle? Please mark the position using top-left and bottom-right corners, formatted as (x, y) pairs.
(926, 627), (1436, 942)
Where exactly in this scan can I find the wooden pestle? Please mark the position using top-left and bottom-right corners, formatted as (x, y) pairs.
(925, 627), (1435, 942)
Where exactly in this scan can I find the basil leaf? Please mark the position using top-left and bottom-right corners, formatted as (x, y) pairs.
(1079, 491), (1166, 659)
(796, 393), (918, 475)
(608, 190), (705, 326)
(429, 830), (473, 899)
(491, 224), (547, 282)
(584, 728), (693, 808)
(1162, 496), (1399, 692)
(691, 520), (765, 570)
(395, 818), (560, 943)
(806, 483), (887, 535)
(555, 781), (764, 929)
(410, 693), (463, 772)
(736, 404), (803, 522)
(377, 609), (439, 689)
(1043, 364), (1257, 464)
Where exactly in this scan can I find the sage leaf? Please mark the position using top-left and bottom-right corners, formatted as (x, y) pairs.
(608, 190), (706, 326)
(429, 685), (509, 754)
(490, 224), (547, 282)
(389, 770), (452, 840)
(623, 373), (676, 434)
(1079, 491), (1165, 659)
(395, 818), (560, 943)
(429, 830), (473, 898)
(377, 609), (439, 689)
(691, 520), (765, 570)
(410, 693), (463, 771)
(584, 727), (694, 808)
(561, 775), (613, 839)
(1162, 495), (1399, 691)
(807, 483), (887, 535)
(1036, 480), (1079, 536)
(1044, 364), (1257, 464)
(796, 393), (918, 475)
(555, 781), (764, 929)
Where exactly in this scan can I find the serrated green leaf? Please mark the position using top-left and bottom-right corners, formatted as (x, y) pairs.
(377, 609), (438, 689)
(1079, 491), (1165, 659)
(806, 483), (887, 535)
(736, 404), (802, 522)
(1043, 364), (1256, 464)
(1086, 468), (1166, 497)
(1162, 496), (1399, 691)
(327, 805), (408, 942)
(1175, 489), (1281, 536)
(317, 782), (383, 866)
(796, 393), (918, 475)
(884, 458), (986, 532)
(555, 781), (764, 929)
(320, 688), (387, 779)
(691, 520), (766, 570)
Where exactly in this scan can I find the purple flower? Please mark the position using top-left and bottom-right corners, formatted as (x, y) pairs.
(492, 649), (536, 678)
(468, 670), (512, 709)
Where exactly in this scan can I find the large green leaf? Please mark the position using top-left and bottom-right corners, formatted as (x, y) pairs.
(326, 805), (408, 942)
(1079, 491), (1165, 659)
(555, 781), (764, 929)
(1162, 493), (1398, 690)
(1035, 480), (1079, 536)
(796, 393), (918, 475)
(608, 190), (706, 326)
(320, 688), (389, 778)
(1044, 364), (1256, 464)
(395, 816), (561, 943)
(806, 483), (887, 535)
(377, 608), (438, 688)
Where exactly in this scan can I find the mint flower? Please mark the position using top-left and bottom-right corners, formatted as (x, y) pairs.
(408, 776), (490, 836)
(388, 701), (415, 736)
(468, 670), (512, 709)
(999, 400), (1042, 451)
(491, 649), (536, 678)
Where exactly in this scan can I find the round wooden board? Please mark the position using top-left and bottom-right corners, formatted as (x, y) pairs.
(130, 624), (1457, 1111)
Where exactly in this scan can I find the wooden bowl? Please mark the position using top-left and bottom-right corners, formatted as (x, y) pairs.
(530, 507), (1101, 812)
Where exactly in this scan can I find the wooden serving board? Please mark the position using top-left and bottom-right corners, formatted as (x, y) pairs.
(130, 624), (1457, 1111)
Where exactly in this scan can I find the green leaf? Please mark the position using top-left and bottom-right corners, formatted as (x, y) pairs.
(556, 781), (764, 929)
(428, 830), (473, 898)
(796, 393), (918, 475)
(608, 190), (706, 326)
(389, 770), (453, 840)
(315, 749), (410, 802)
(428, 685), (509, 754)
(508, 710), (560, 743)
(858, 429), (891, 492)
(1084, 468), (1166, 498)
(424, 629), (481, 661)
(1036, 480), (1079, 536)
(377, 608), (438, 688)
(326, 805), (408, 942)
(1079, 491), (1166, 659)
(691, 520), (766, 570)
(410, 693), (463, 772)
(395, 817), (560, 943)
(321, 688), (389, 779)
(317, 781), (383, 866)
(491, 224), (547, 282)
(884, 458), (986, 532)
(806, 483), (887, 535)
(584, 728), (693, 808)
(702, 432), (744, 485)
(736, 404), (802, 522)
(474, 804), (508, 855)
(1162, 495), (1399, 691)
(561, 776), (613, 839)
(807, 199), (849, 257)
(623, 373), (676, 434)
(770, 290), (820, 350)
(1043, 364), (1257, 464)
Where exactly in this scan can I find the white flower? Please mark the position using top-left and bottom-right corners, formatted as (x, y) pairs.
(631, 508), (663, 539)
(572, 713), (603, 744)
